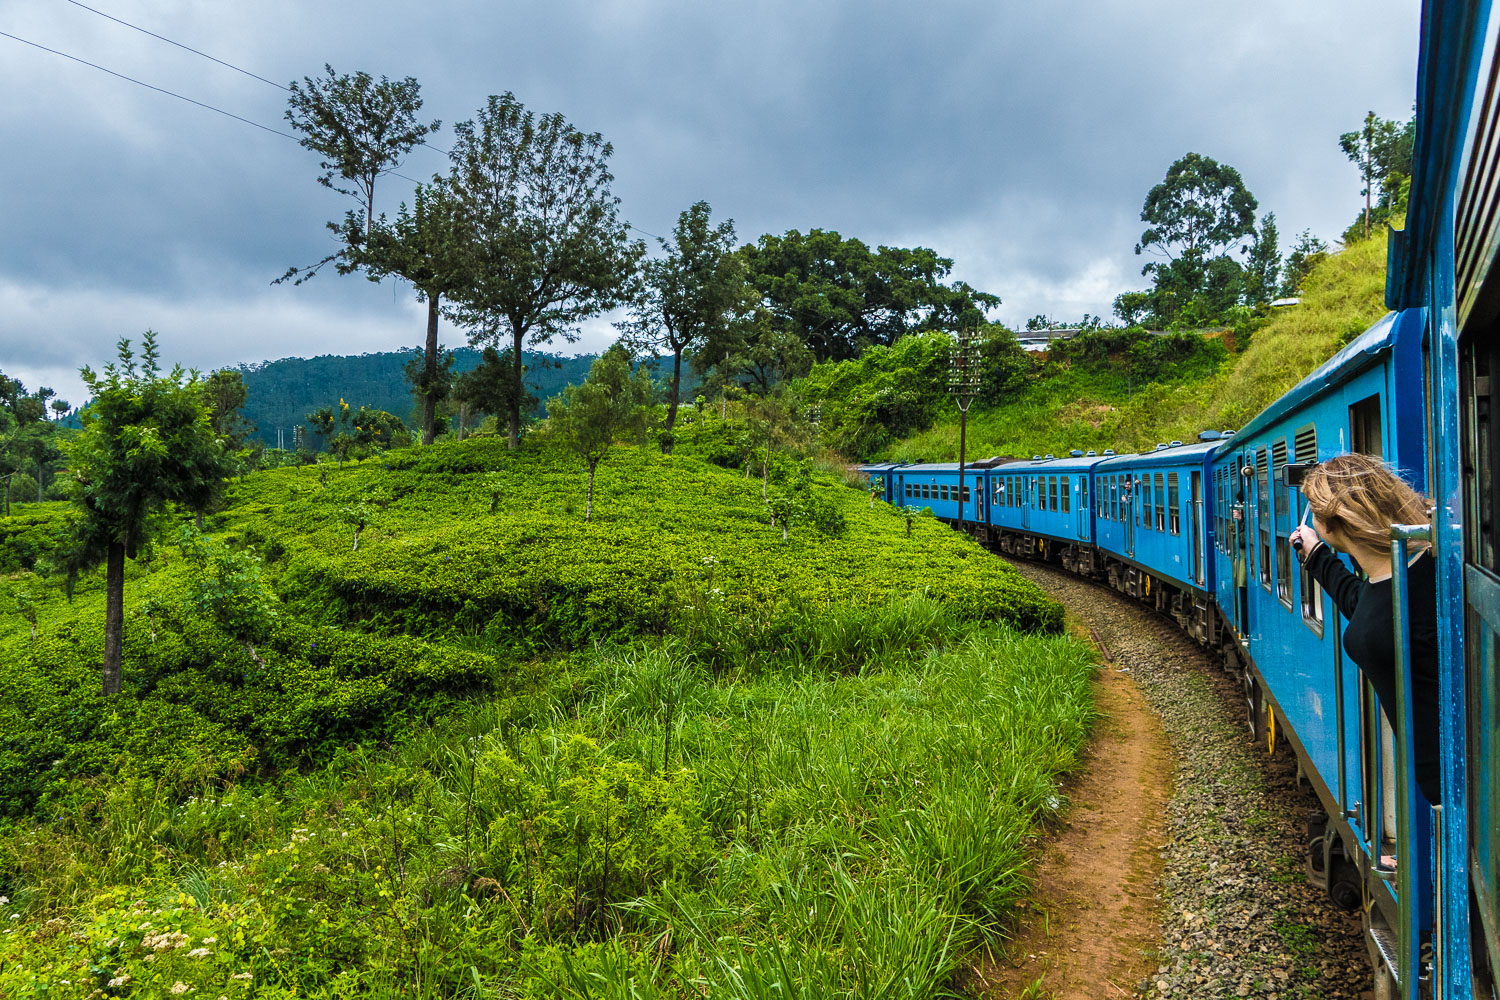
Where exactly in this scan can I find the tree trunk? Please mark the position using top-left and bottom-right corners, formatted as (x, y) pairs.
(586, 460), (597, 521)
(761, 447), (769, 500)
(102, 540), (125, 696)
(422, 294), (441, 446)
(458, 401), (469, 442)
(353, 526), (361, 551)
(662, 350), (683, 454)
(508, 328), (524, 450)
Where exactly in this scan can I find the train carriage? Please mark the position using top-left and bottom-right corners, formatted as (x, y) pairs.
(1209, 307), (1431, 986)
(1092, 440), (1217, 632)
(987, 451), (1109, 563)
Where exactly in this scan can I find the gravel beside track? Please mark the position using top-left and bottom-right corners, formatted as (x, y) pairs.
(1008, 559), (1370, 1000)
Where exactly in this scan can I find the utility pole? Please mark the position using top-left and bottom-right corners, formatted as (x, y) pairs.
(948, 325), (982, 532)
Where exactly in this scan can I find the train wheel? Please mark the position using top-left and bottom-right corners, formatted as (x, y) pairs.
(1244, 672), (1265, 743)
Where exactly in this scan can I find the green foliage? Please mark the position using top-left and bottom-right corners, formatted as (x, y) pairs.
(283, 63), (438, 238)
(306, 398), (410, 465)
(737, 228), (1001, 363)
(1281, 229), (1331, 297)
(1130, 152), (1260, 327)
(0, 615), (1093, 998)
(174, 526), (279, 640)
(545, 346), (656, 519)
(799, 331), (954, 456)
(446, 92), (644, 446)
(619, 201), (749, 440)
(1340, 110), (1415, 242)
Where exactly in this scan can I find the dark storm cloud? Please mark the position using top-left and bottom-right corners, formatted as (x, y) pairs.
(0, 0), (1419, 404)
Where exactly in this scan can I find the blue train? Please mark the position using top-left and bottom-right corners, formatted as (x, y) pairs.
(863, 2), (1498, 994)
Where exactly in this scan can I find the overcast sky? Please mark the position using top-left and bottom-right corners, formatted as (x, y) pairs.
(1, 0), (1420, 407)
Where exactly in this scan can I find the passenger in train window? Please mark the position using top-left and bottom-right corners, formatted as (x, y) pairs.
(1290, 454), (1440, 804)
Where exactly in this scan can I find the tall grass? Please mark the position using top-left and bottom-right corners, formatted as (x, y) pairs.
(0, 598), (1096, 999)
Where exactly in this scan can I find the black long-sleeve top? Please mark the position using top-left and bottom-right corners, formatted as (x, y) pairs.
(1303, 543), (1442, 804)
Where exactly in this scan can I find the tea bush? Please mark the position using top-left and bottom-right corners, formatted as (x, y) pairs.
(0, 435), (1084, 997)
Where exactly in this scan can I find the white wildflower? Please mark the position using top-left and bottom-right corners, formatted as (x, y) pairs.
(170, 982), (191, 994)
(201, 936), (217, 944)
(187, 947), (212, 958)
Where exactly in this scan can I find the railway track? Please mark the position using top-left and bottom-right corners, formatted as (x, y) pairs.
(1006, 559), (1369, 1000)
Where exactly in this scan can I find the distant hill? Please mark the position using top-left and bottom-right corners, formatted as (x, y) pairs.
(236, 347), (699, 447)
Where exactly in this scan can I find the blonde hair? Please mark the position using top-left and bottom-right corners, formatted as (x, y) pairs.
(1302, 453), (1431, 552)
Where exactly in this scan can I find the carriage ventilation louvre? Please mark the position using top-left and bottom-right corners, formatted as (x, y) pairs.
(1456, 45), (1500, 327)
(1295, 426), (1317, 465)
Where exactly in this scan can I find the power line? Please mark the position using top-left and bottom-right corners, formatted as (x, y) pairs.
(59, 0), (452, 158)
(0, 29), (426, 185)
(1, 29), (297, 140)
(64, 0), (288, 90)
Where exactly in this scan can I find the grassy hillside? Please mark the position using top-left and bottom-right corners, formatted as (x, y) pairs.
(0, 437), (1094, 998)
(883, 232), (1390, 461)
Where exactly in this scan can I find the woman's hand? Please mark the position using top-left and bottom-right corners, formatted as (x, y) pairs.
(1290, 525), (1322, 562)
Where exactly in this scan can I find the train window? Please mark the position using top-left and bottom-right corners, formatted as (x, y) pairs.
(1168, 473), (1180, 535)
(962, 485), (971, 502)
(1274, 439), (1292, 608)
(1350, 394), (1383, 457)
(1299, 489), (1325, 636)
(1460, 328), (1500, 964)
(1257, 449), (1273, 591)
(1154, 473), (1166, 531)
(1113, 476), (1120, 521)
(904, 483), (911, 498)
(1061, 477), (1071, 513)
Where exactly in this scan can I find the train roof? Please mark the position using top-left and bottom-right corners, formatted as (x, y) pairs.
(992, 453), (1116, 472)
(1219, 309), (1421, 448)
(1096, 438), (1221, 470)
(856, 462), (905, 472)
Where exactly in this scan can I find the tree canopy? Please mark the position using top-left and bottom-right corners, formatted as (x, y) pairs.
(546, 345), (655, 521)
(619, 201), (749, 450)
(68, 332), (234, 695)
(737, 229), (1000, 363)
(284, 64), (438, 237)
(447, 93), (644, 449)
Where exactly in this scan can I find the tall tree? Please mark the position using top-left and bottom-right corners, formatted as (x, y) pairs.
(737, 230), (1000, 362)
(453, 346), (528, 438)
(1135, 153), (1258, 264)
(619, 202), (748, 451)
(349, 182), (476, 445)
(68, 333), (233, 696)
(1280, 230), (1330, 297)
(546, 345), (654, 521)
(1340, 110), (1415, 240)
(284, 65), (438, 240)
(201, 369), (254, 448)
(1242, 212), (1282, 307)
(447, 93), (644, 449)
(1132, 153), (1259, 326)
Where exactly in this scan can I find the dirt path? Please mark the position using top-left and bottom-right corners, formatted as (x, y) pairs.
(972, 609), (1174, 999)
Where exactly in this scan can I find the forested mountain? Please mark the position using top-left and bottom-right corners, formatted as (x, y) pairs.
(234, 348), (698, 446)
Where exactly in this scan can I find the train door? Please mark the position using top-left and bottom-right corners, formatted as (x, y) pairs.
(1123, 474), (1136, 557)
(1233, 453), (1251, 637)
(1191, 470), (1204, 586)
(1021, 476), (1031, 529)
(1461, 330), (1500, 988)
(1077, 475), (1089, 540)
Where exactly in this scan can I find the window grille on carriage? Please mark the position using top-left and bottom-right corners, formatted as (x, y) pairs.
(1273, 439), (1292, 606)
(1257, 449), (1272, 590)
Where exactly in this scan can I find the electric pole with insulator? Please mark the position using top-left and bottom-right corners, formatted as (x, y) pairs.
(948, 325), (983, 532)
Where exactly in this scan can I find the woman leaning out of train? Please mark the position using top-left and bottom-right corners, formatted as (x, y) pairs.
(1289, 454), (1442, 817)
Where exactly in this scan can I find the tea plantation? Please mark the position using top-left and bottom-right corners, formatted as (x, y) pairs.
(0, 437), (1094, 999)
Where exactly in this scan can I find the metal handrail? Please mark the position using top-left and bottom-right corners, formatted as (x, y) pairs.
(1389, 521), (1431, 1000)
